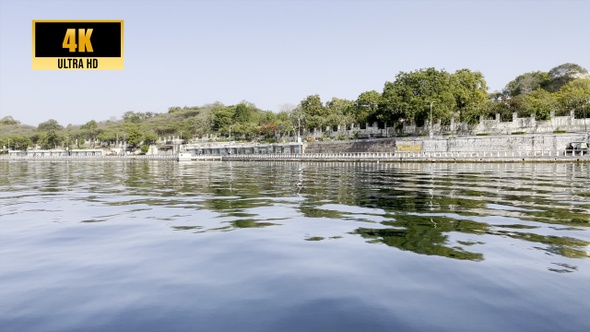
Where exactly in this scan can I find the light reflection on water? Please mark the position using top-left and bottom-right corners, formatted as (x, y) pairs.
(1, 160), (589, 332)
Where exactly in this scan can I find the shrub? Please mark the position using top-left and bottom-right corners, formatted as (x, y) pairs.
(140, 145), (149, 155)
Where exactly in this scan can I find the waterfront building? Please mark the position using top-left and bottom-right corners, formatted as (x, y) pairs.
(8, 149), (104, 157)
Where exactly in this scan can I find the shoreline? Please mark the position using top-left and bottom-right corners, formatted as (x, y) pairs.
(1, 152), (589, 163)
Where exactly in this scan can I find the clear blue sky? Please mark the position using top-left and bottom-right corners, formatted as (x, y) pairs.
(1, 0), (588, 126)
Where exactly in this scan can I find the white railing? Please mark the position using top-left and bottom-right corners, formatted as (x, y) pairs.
(222, 150), (588, 161)
(0, 154), (178, 160)
(1, 150), (587, 161)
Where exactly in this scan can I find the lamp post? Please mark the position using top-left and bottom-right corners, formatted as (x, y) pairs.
(429, 101), (436, 138)
(297, 116), (301, 143)
(583, 102), (587, 133)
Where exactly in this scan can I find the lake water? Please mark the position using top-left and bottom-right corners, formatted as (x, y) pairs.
(1, 160), (589, 332)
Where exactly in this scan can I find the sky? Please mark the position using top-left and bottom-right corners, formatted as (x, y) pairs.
(0, 0), (588, 127)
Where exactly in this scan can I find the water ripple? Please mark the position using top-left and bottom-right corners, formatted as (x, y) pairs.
(1, 160), (589, 331)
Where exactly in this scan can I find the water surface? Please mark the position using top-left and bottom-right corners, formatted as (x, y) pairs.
(1, 161), (589, 331)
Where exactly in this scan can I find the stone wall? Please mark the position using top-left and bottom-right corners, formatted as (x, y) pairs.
(474, 111), (589, 135)
(304, 139), (397, 153)
(303, 111), (589, 139)
(423, 134), (586, 152)
(305, 133), (589, 154)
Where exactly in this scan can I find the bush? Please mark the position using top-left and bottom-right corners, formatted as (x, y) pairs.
(553, 130), (567, 134)
(511, 131), (526, 135)
(140, 145), (149, 155)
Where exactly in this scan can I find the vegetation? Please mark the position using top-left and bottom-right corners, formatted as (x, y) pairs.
(495, 63), (590, 120)
(1, 63), (589, 151)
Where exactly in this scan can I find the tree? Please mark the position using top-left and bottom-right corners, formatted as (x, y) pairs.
(275, 111), (294, 138)
(259, 122), (277, 139)
(143, 131), (159, 145)
(298, 95), (326, 130)
(97, 130), (117, 145)
(233, 102), (254, 123)
(38, 130), (63, 149)
(0, 116), (19, 125)
(6, 135), (31, 150)
(504, 71), (550, 97)
(125, 123), (143, 147)
(355, 90), (381, 126)
(211, 104), (234, 135)
(483, 99), (512, 122)
(122, 111), (142, 123)
(325, 97), (355, 130)
(522, 89), (558, 120)
(190, 108), (214, 138)
(168, 106), (182, 113)
(379, 68), (455, 126)
(38, 119), (63, 132)
(36, 119), (64, 149)
(227, 121), (255, 140)
(556, 78), (590, 117)
(546, 63), (589, 93)
(451, 69), (489, 123)
(80, 119), (99, 145)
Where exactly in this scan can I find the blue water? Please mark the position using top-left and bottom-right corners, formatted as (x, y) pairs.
(1, 161), (589, 331)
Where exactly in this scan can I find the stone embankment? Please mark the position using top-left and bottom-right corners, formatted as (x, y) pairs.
(305, 133), (589, 154)
(2, 133), (588, 163)
(0, 155), (178, 161)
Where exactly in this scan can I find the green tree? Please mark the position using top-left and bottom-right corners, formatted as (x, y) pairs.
(168, 106), (182, 113)
(522, 89), (558, 120)
(122, 111), (142, 123)
(484, 99), (512, 122)
(80, 119), (99, 146)
(191, 108), (214, 138)
(97, 130), (117, 146)
(379, 68), (455, 126)
(355, 90), (381, 125)
(38, 119), (63, 132)
(325, 97), (355, 130)
(258, 112), (277, 139)
(233, 102), (254, 123)
(276, 111), (294, 138)
(0, 116), (19, 125)
(451, 69), (489, 123)
(556, 78), (590, 117)
(6, 135), (31, 150)
(143, 131), (159, 145)
(38, 130), (64, 149)
(299, 94), (327, 130)
(546, 63), (589, 93)
(125, 123), (143, 147)
(504, 71), (550, 97)
(211, 103), (234, 135)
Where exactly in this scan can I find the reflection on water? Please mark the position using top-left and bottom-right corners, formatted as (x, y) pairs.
(1, 160), (589, 331)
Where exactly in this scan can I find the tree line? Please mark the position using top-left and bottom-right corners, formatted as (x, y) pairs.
(1, 63), (589, 152)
